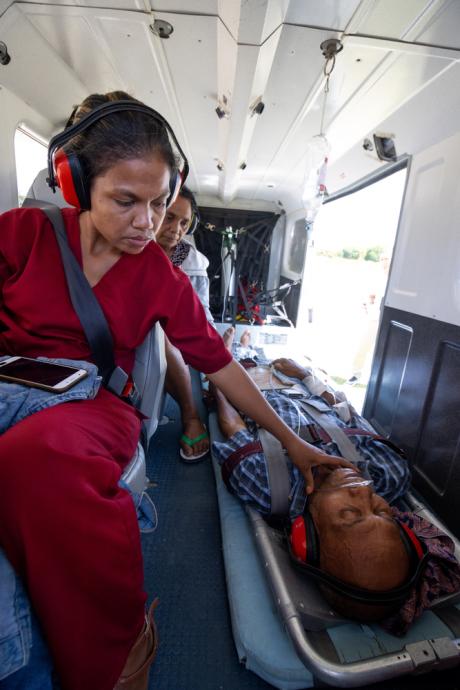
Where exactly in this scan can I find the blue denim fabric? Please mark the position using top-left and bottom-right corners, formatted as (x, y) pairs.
(0, 357), (100, 684)
(0, 552), (32, 682)
(119, 480), (158, 534)
(0, 592), (55, 690)
(0, 356), (101, 434)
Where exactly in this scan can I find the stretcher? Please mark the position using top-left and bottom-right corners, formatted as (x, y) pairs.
(208, 408), (460, 689)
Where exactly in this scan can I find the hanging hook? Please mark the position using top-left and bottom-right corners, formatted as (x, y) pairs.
(320, 38), (343, 61)
(318, 39), (343, 133)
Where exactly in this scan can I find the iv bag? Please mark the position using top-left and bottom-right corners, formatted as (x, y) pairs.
(302, 135), (330, 223)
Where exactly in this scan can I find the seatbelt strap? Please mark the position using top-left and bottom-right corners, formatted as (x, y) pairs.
(297, 401), (406, 460)
(298, 423), (331, 445)
(297, 399), (366, 466)
(258, 429), (291, 517)
(35, 204), (130, 397)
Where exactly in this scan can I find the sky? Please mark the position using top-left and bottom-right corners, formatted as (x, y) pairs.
(313, 168), (407, 255)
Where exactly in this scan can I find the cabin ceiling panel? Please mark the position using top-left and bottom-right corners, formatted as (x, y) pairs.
(0, 5), (87, 125)
(284, 0), (362, 31)
(352, 0), (436, 40)
(24, 0), (147, 9)
(413, 0), (460, 50)
(327, 38), (460, 161)
(351, 0), (460, 49)
(0, 0), (12, 17)
(17, 4), (226, 190)
(239, 25), (340, 187)
(244, 24), (460, 206)
(150, 1), (240, 40)
(237, 0), (285, 46)
(24, 10), (124, 95)
(156, 12), (230, 190)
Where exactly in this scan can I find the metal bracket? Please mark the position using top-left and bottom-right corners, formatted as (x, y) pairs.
(406, 637), (460, 673)
(320, 38), (343, 60)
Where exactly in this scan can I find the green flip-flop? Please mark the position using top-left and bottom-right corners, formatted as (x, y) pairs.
(179, 429), (209, 463)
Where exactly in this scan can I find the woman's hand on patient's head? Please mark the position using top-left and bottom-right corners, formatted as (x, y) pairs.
(271, 358), (308, 380)
(284, 436), (356, 495)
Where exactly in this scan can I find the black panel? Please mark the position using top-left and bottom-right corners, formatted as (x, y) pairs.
(194, 207), (278, 322)
(367, 320), (413, 436)
(364, 307), (460, 537)
(414, 341), (460, 495)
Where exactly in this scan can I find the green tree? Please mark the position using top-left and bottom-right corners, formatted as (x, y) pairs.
(341, 247), (360, 260)
(364, 245), (384, 262)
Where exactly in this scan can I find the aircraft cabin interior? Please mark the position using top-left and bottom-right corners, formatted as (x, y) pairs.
(1, 1), (460, 689)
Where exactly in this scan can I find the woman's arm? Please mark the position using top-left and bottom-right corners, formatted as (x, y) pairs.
(208, 360), (352, 493)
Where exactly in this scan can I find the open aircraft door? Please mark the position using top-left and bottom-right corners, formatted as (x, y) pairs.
(363, 132), (460, 537)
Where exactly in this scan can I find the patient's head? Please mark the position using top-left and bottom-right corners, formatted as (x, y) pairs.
(309, 467), (411, 620)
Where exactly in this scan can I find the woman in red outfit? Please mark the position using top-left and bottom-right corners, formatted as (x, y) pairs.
(0, 92), (351, 690)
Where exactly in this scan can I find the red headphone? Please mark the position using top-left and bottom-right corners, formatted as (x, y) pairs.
(289, 511), (427, 605)
(47, 100), (189, 211)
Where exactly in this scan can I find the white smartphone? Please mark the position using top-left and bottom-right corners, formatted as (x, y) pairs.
(0, 356), (88, 393)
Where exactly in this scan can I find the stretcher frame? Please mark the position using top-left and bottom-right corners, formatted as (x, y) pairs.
(208, 388), (460, 689)
(245, 494), (460, 687)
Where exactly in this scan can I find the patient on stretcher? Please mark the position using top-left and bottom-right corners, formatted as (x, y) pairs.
(211, 329), (460, 633)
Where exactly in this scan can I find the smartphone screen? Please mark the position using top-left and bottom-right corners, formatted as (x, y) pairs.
(0, 358), (86, 388)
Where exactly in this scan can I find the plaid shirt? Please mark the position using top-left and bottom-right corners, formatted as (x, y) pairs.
(213, 387), (411, 518)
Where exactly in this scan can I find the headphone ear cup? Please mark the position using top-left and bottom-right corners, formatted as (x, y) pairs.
(166, 171), (181, 208)
(290, 513), (320, 565)
(187, 209), (200, 235)
(304, 511), (320, 565)
(397, 521), (425, 564)
(53, 148), (91, 209)
(291, 516), (307, 561)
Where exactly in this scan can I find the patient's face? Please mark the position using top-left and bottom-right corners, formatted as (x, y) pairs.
(309, 468), (409, 591)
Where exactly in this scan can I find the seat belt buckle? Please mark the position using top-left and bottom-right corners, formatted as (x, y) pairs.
(106, 366), (129, 396)
(121, 380), (141, 408)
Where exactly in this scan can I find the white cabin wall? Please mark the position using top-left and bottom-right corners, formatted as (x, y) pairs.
(385, 130), (460, 328)
(326, 60), (460, 194)
(0, 85), (51, 212)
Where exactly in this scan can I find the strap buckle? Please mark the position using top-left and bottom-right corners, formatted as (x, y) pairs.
(106, 366), (140, 408)
(121, 380), (141, 408)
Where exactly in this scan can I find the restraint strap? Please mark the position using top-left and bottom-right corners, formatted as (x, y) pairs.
(297, 403), (406, 460)
(38, 204), (130, 397)
(258, 429), (291, 517)
(298, 423), (330, 445)
(297, 399), (365, 466)
(221, 441), (263, 492)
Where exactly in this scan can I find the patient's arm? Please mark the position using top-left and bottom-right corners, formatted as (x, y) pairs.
(271, 358), (336, 406)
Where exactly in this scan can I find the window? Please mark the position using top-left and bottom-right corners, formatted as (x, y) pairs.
(297, 166), (407, 411)
(14, 127), (48, 205)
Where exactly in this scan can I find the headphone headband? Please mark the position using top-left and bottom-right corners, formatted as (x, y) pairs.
(186, 193), (201, 235)
(288, 544), (429, 605)
(288, 512), (429, 606)
(47, 100), (189, 208)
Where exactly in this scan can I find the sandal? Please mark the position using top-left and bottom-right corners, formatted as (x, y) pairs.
(179, 429), (210, 463)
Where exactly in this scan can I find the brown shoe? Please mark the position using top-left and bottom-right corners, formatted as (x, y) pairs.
(114, 599), (159, 690)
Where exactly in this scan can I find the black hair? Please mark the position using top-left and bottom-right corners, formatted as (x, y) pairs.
(178, 185), (198, 215)
(63, 91), (179, 189)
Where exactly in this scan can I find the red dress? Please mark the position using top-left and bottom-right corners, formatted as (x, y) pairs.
(0, 207), (231, 690)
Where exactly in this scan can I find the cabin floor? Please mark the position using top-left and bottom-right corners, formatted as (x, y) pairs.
(144, 392), (460, 690)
